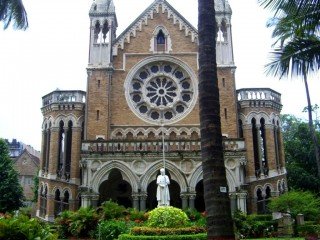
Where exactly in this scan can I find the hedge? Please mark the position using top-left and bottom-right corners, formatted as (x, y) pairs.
(130, 226), (206, 236)
(118, 233), (207, 240)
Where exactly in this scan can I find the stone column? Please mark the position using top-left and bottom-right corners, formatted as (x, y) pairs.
(132, 193), (139, 210)
(229, 193), (237, 213)
(45, 129), (51, 173)
(70, 127), (82, 184)
(40, 130), (46, 173)
(181, 193), (188, 209)
(242, 124), (255, 178)
(48, 127), (59, 178)
(265, 124), (276, 171)
(140, 193), (147, 211)
(46, 194), (55, 222)
(189, 194), (196, 210)
(237, 192), (247, 214)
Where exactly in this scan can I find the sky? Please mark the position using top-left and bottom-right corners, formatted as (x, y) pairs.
(1, 0), (319, 151)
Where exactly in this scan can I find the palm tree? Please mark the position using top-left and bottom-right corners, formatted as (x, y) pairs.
(198, 0), (234, 239)
(0, 0), (28, 30)
(262, 0), (320, 177)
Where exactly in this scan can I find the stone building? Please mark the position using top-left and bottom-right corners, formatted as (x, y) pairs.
(37, 0), (287, 222)
(13, 149), (40, 207)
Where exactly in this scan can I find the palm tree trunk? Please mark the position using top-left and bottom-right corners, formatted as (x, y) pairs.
(303, 71), (320, 177)
(198, 0), (234, 239)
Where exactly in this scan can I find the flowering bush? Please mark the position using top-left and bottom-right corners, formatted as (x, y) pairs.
(147, 206), (189, 228)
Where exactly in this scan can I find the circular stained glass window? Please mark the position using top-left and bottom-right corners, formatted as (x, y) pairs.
(125, 59), (197, 124)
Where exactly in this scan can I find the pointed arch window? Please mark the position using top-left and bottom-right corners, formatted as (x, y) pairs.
(54, 189), (62, 217)
(57, 121), (65, 178)
(62, 191), (70, 212)
(260, 118), (269, 175)
(151, 26), (172, 53)
(252, 118), (260, 176)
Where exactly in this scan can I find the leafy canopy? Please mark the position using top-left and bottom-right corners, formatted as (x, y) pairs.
(268, 190), (320, 220)
(0, 138), (24, 213)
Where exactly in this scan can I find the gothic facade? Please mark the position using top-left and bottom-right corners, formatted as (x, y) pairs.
(37, 0), (287, 222)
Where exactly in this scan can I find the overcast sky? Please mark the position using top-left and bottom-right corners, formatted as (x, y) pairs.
(1, 0), (319, 151)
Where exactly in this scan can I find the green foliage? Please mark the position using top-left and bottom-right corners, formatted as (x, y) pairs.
(99, 200), (127, 220)
(0, 214), (57, 240)
(32, 171), (39, 203)
(147, 206), (189, 228)
(94, 220), (129, 240)
(183, 208), (202, 222)
(118, 233), (207, 240)
(297, 224), (320, 237)
(268, 191), (320, 220)
(281, 115), (320, 193)
(55, 207), (99, 238)
(233, 210), (277, 239)
(127, 208), (148, 223)
(130, 226), (206, 236)
(0, 139), (24, 213)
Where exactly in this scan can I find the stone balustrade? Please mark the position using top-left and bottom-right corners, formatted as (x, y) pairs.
(42, 90), (86, 107)
(81, 139), (245, 153)
(237, 88), (282, 111)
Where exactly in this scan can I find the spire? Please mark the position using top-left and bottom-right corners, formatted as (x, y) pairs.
(90, 0), (115, 16)
(215, 0), (232, 14)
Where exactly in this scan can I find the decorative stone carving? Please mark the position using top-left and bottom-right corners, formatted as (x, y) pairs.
(132, 160), (147, 174)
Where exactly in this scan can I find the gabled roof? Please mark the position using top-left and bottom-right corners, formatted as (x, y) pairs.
(113, 0), (199, 55)
(14, 149), (40, 167)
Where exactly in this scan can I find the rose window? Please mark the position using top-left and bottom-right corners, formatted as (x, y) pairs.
(125, 60), (197, 124)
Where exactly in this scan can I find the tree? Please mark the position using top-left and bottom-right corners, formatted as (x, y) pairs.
(198, 0), (234, 239)
(0, 138), (24, 213)
(260, 0), (320, 177)
(0, 0), (28, 30)
(281, 114), (320, 193)
(268, 190), (320, 221)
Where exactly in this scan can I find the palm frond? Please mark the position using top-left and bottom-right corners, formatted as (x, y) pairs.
(266, 36), (320, 79)
(0, 0), (28, 30)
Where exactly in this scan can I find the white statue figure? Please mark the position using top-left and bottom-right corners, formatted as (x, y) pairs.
(156, 168), (170, 206)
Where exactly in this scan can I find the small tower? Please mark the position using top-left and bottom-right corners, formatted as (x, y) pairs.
(215, 0), (234, 65)
(88, 0), (118, 67)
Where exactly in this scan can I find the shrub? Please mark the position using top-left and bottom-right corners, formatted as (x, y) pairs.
(99, 200), (127, 220)
(0, 214), (57, 240)
(118, 233), (207, 240)
(297, 224), (320, 237)
(55, 208), (99, 239)
(233, 210), (277, 239)
(54, 210), (73, 238)
(128, 208), (148, 223)
(147, 206), (189, 228)
(183, 208), (202, 222)
(94, 220), (129, 240)
(130, 226), (206, 236)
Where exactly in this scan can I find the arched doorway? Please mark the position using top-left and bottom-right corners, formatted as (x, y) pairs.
(146, 170), (182, 210)
(99, 169), (132, 208)
(195, 180), (205, 212)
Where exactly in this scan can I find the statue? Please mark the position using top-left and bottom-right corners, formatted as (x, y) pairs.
(156, 168), (170, 206)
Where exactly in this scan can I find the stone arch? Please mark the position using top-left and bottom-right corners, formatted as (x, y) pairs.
(91, 161), (139, 193)
(254, 185), (264, 195)
(263, 183), (274, 193)
(62, 187), (73, 200)
(246, 111), (272, 125)
(52, 114), (77, 128)
(51, 186), (62, 196)
(140, 160), (188, 193)
(189, 164), (203, 192)
(189, 165), (237, 192)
